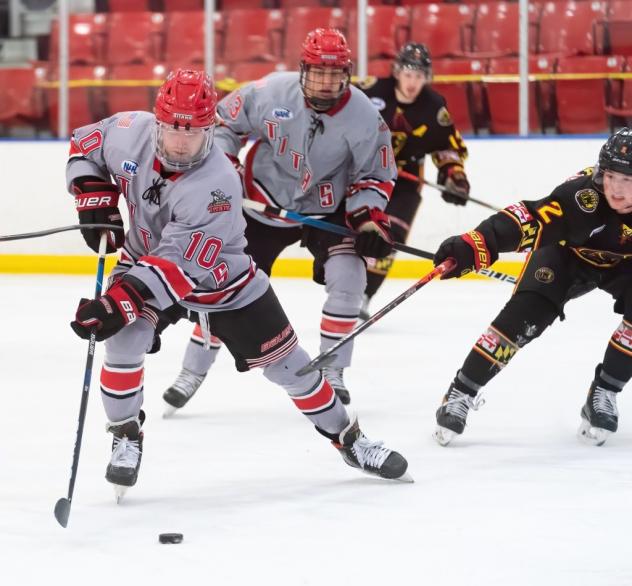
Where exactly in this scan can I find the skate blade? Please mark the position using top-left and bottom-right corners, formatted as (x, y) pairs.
(113, 484), (128, 504)
(395, 471), (414, 483)
(433, 425), (458, 446)
(577, 419), (612, 447)
(162, 403), (178, 419)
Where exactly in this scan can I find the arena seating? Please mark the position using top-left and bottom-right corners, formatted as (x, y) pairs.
(284, 7), (346, 65)
(409, 3), (475, 58)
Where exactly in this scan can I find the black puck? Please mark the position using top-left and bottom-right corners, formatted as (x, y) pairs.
(159, 533), (183, 544)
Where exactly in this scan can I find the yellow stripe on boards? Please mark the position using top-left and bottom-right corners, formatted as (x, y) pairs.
(0, 255), (524, 280)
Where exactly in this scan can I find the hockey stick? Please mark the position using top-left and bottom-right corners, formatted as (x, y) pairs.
(398, 169), (501, 212)
(296, 259), (456, 376)
(241, 199), (516, 285)
(0, 223), (123, 243)
(54, 232), (108, 528)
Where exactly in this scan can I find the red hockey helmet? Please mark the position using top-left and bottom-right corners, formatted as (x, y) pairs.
(154, 69), (217, 128)
(301, 28), (352, 68)
(300, 28), (352, 111)
(154, 69), (217, 171)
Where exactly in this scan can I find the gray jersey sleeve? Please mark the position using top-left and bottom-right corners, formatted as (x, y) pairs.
(215, 81), (264, 157)
(345, 95), (397, 214)
(66, 115), (122, 189)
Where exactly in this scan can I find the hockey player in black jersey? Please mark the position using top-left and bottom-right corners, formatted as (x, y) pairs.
(432, 128), (632, 447)
(357, 43), (470, 319)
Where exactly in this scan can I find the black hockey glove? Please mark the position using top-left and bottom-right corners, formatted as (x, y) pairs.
(434, 230), (496, 279)
(70, 278), (146, 341)
(346, 206), (394, 259)
(438, 164), (470, 206)
(72, 176), (125, 253)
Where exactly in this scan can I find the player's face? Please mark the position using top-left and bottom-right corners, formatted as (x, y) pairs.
(394, 68), (427, 102)
(603, 170), (632, 214)
(160, 124), (206, 162)
(303, 66), (348, 103)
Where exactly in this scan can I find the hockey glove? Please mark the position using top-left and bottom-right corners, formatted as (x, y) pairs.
(438, 164), (470, 206)
(70, 278), (146, 341)
(346, 206), (394, 259)
(434, 230), (496, 279)
(73, 176), (125, 253)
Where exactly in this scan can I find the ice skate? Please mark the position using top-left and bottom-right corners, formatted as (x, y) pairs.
(321, 366), (351, 405)
(434, 385), (484, 446)
(319, 416), (412, 481)
(358, 294), (371, 322)
(578, 381), (619, 447)
(162, 368), (206, 417)
(105, 411), (144, 502)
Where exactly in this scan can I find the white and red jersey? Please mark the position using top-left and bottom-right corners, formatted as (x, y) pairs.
(216, 72), (397, 227)
(66, 111), (269, 312)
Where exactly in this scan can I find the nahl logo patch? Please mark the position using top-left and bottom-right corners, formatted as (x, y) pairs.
(575, 188), (599, 213)
(207, 189), (232, 213)
(272, 107), (293, 120)
(122, 159), (139, 175)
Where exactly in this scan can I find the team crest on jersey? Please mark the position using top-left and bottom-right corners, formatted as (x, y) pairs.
(272, 107), (293, 120)
(575, 188), (599, 213)
(207, 189), (232, 213)
(534, 267), (555, 283)
(620, 224), (632, 245)
(121, 159), (139, 175)
(357, 76), (377, 90)
(437, 107), (452, 127)
(370, 97), (386, 111)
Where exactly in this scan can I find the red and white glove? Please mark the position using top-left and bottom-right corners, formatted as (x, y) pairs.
(346, 206), (394, 259)
(72, 176), (124, 253)
(70, 278), (146, 341)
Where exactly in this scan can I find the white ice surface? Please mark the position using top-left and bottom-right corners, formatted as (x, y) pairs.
(1, 274), (631, 586)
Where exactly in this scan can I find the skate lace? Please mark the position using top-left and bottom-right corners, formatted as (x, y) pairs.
(592, 387), (619, 417)
(354, 435), (390, 470)
(322, 367), (345, 390)
(111, 436), (141, 468)
(172, 369), (205, 398)
(445, 389), (485, 419)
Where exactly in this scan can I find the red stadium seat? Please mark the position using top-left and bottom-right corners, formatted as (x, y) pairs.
(223, 9), (284, 63)
(284, 7), (347, 66)
(538, 1), (608, 56)
(163, 0), (202, 10)
(410, 3), (475, 58)
(0, 68), (37, 124)
(555, 55), (624, 133)
(106, 0), (148, 11)
(105, 12), (165, 65)
(49, 14), (107, 65)
(46, 65), (108, 136)
(221, 0), (264, 10)
(368, 59), (393, 78)
(468, 2), (540, 57)
(485, 56), (554, 133)
(105, 64), (168, 117)
(278, 0), (321, 6)
(346, 6), (410, 60)
(231, 61), (289, 83)
(604, 1), (632, 57)
(165, 11), (224, 68)
(432, 58), (486, 133)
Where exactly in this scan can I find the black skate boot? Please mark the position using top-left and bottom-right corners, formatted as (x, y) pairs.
(358, 294), (371, 322)
(317, 416), (412, 481)
(321, 366), (351, 405)
(105, 410), (145, 502)
(434, 383), (484, 446)
(162, 368), (206, 417)
(578, 366), (620, 446)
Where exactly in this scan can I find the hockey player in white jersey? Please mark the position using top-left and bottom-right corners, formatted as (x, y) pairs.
(163, 28), (397, 412)
(67, 69), (410, 499)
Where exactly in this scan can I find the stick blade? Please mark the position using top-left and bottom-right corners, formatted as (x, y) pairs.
(295, 353), (338, 376)
(54, 498), (71, 528)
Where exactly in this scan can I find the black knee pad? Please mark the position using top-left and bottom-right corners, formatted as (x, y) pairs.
(492, 291), (558, 348)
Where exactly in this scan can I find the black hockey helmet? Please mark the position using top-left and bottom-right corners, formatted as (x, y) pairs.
(393, 43), (432, 78)
(598, 127), (632, 176)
